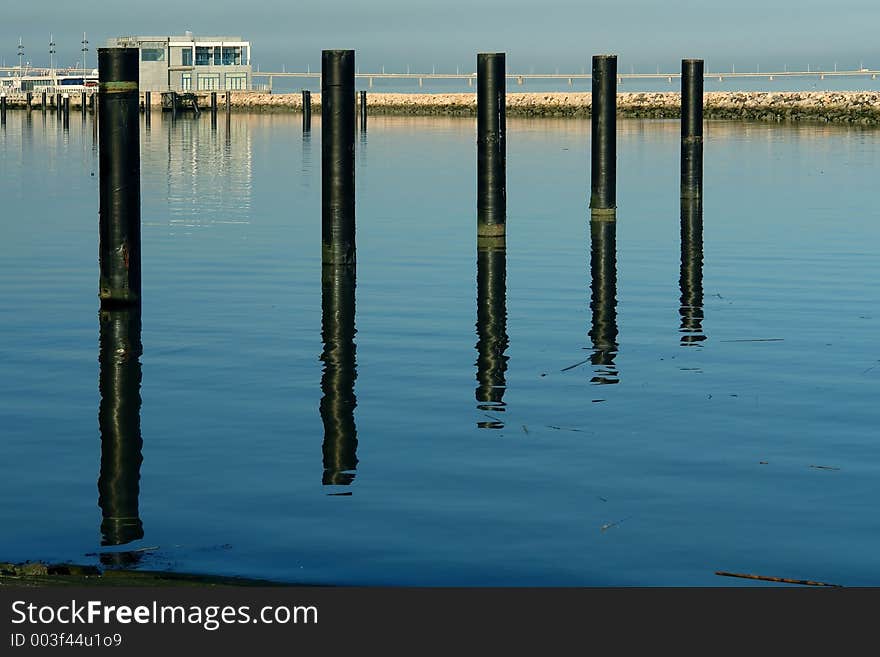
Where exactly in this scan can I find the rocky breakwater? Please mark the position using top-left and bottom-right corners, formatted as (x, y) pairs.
(222, 91), (880, 125)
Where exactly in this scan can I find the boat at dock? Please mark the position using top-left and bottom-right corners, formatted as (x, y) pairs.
(0, 69), (98, 95)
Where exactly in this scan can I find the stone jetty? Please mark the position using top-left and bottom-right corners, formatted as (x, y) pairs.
(5, 90), (880, 125)
(221, 91), (880, 125)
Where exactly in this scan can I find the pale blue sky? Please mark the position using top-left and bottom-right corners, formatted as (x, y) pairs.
(2, 0), (879, 73)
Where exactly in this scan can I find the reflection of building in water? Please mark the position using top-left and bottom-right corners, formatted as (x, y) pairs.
(588, 220), (619, 385)
(475, 240), (509, 428)
(148, 114), (253, 230)
(679, 198), (706, 345)
(97, 308), (144, 546)
(320, 264), (359, 486)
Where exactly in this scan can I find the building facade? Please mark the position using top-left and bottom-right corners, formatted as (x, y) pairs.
(107, 33), (251, 92)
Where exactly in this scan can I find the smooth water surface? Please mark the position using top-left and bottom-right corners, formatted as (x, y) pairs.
(0, 108), (878, 586)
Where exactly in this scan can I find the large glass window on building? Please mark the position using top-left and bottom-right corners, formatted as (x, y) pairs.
(225, 73), (247, 90)
(141, 42), (165, 62)
(181, 74), (192, 91)
(182, 48), (193, 66)
(198, 73), (220, 90)
(195, 46), (212, 66)
(220, 46), (242, 65)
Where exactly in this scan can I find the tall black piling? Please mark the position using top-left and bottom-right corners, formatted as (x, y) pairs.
(97, 307), (144, 546)
(26, 91), (32, 111)
(211, 91), (218, 114)
(681, 58), (704, 199)
(81, 91), (87, 113)
(0, 95), (5, 125)
(321, 49), (356, 265)
(98, 48), (141, 307)
(62, 94), (70, 130)
(590, 54), (617, 218)
(679, 198), (705, 344)
(359, 90), (367, 131)
(475, 239), (509, 428)
(302, 89), (311, 131)
(320, 264), (359, 486)
(477, 52), (506, 238)
(56, 92), (62, 121)
(41, 91), (47, 112)
(588, 219), (619, 384)
(144, 91), (151, 129)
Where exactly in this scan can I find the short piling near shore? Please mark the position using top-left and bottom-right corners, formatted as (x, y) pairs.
(302, 89), (311, 131)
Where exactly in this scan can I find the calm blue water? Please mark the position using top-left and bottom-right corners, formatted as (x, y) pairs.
(0, 108), (878, 586)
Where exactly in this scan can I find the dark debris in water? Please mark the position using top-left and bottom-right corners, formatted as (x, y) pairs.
(720, 338), (785, 343)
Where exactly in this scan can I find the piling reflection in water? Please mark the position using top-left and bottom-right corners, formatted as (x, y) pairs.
(320, 264), (359, 486)
(97, 307), (144, 546)
(475, 239), (509, 428)
(679, 198), (706, 345)
(588, 220), (619, 384)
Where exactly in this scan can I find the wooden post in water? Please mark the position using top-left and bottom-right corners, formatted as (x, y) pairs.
(26, 91), (32, 111)
(97, 307), (144, 545)
(320, 264), (359, 486)
(590, 54), (617, 218)
(225, 91), (231, 116)
(92, 92), (98, 141)
(321, 49), (356, 265)
(477, 52), (506, 239)
(41, 91), (46, 112)
(98, 48), (141, 307)
(0, 95), (6, 126)
(681, 59), (704, 199)
(62, 93), (70, 130)
(359, 90), (367, 131)
(302, 89), (312, 131)
(81, 91), (87, 113)
(211, 91), (217, 114)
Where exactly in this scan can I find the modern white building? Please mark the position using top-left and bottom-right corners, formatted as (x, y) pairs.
(106, 32), (251, 93)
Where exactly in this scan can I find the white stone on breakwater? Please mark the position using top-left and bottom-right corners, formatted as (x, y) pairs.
(202, 90), (880, 125)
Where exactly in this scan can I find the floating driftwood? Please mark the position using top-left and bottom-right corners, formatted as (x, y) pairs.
(715, 571), (843, 587)
(720, 338), (785, 343)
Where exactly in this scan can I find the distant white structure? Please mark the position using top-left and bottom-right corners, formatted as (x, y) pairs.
(107, 33), (252, 93)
